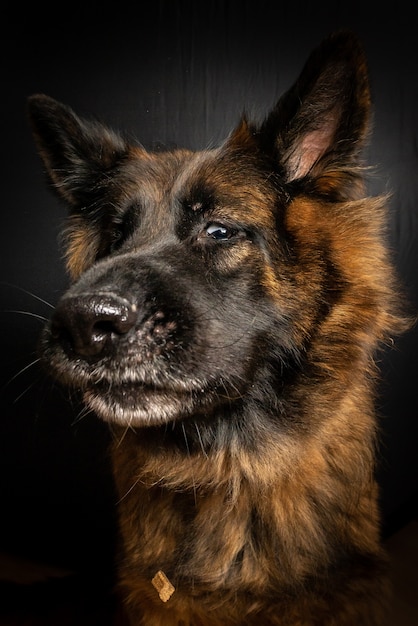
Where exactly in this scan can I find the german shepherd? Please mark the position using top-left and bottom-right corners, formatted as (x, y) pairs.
(27, 32), (407, 625)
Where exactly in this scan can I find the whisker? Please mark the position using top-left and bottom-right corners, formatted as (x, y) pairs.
(0, 282), (55, 309)
(194, 422), (208, 458)
(115, 417), (137, 447)
(2, 310), (49, 323)
(71, 404), (93, 426)
(13, 377), (41, 404)
(116, 474), (142, 504)
(2, 357), (42, 391)
(181, 422), (197, 504)
(217, 377), (245, 402)
(181, 422), (190, 456)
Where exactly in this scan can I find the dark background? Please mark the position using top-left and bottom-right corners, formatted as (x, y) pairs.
(1, 2), (417, 576)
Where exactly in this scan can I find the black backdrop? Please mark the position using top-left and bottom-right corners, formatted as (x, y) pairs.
(1, 2), (417, 573)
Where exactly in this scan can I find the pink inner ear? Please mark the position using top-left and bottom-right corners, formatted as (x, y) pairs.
(285, 112), (339, 181)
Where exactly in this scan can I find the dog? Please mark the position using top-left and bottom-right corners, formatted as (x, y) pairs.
(27, 31), (408, 625)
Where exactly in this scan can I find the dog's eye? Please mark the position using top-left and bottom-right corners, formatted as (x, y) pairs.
(110, 230), (123, 251)
(109, 206), (138, 252)
(205, 223), (235, 241)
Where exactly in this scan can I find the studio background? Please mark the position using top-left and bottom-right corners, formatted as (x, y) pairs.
(1, 1), (417, 576)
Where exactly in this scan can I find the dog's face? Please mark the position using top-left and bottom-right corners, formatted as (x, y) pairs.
(32, 126), (300, 427)
(28, 33), (395, 432)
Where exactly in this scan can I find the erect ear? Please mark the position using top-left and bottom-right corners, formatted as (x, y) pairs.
(260, 31), (371, 192)
(27, 94), (130, 209)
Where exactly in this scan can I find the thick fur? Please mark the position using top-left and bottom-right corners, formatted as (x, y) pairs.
(28, 32), (408, 625)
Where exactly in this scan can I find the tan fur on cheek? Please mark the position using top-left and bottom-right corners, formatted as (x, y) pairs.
(62, 219), (100, 280)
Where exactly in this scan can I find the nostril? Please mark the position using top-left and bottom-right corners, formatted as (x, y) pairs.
(51, 293), (138, 358)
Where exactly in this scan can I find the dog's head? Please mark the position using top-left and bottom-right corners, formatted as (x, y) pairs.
(28, 32), (401, 433)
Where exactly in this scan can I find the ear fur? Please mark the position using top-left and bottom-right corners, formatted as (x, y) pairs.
(27, 94), (129, 208)
(260, 31), (371, 193)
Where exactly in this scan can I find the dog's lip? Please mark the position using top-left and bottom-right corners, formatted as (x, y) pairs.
(87, 374), (189, 391)
(84, 376), (204, 397)
(82, 379), (201, 426)
(97, 380), (184, 399)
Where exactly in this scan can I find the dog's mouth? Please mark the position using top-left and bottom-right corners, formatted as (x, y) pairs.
(82, 379), (206, 426)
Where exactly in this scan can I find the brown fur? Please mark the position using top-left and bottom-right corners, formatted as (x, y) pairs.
(28, 32), (410, 625)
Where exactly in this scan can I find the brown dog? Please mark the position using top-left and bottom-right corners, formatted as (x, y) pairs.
(28, 31), (408, 625)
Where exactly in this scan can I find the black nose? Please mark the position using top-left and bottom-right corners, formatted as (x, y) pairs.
(50, 293), (138, 358)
